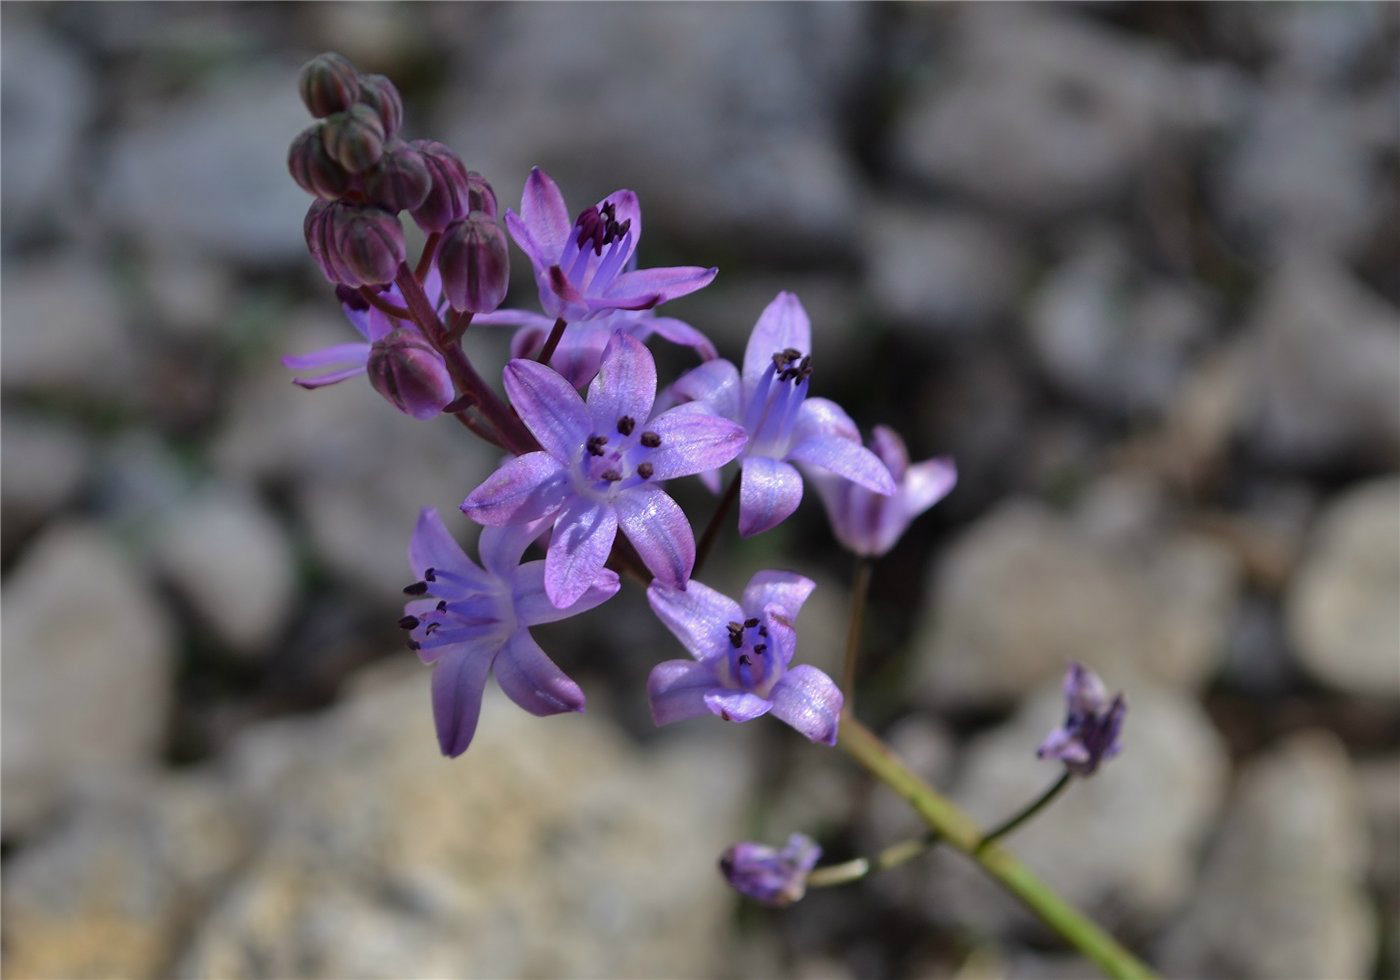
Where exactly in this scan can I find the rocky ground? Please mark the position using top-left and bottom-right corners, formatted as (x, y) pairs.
(2, 4), (1397, 978)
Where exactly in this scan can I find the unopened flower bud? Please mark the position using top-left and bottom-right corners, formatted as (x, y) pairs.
(320, 104), (385, 174)
(288, 124), (353, 200)
(438, 213), (510, 313)
(363, 142), (432, 213)
(298, 52), (361, 118)
(408, 139), (472, 233)
(367, 329), (455, 420)
(305, 200), (361, 285)
(465, 171), (498, 220)
(334, 205), (405, 285)
(357, 73), (403, 140)
(719, 834), (822, 907)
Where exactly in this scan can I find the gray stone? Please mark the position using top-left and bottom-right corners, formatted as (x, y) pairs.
(0, 413), (88, 544)
(142, 250), (239, 339)
(1287, 477), (1400, 698)
(1251, 3), (1394, 87)
(1157, 732), (1376, 980)
(1357, 756), (1400, 898)
(1, 523), (175, 836)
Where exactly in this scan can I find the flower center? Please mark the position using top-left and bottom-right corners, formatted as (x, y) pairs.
(720, 617), (779, 694)
(744, 348), (812, 458)
(572, 415), (662, 498)
(400, 566), (515, 655)
(574, 200), (631, 255)
(558, 200), (635, 296)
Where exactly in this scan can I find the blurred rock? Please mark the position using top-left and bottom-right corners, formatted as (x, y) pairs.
(1157, 732), (1376, 979)
(142, 250), (238, 339)
(860, 714), (957, 847)
(153, 485), (297, 657)
(1287, 477), (1400, 698)
(1252, 3), (1394, 87)
(1357, 755), (1400, 898)
(0, 413), (88, 546)
(1, 523), (175, 837)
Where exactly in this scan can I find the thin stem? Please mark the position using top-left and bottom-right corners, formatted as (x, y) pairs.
(977, 772), (1073, 853)
(837, 717), (1154, 980)
(841, 557), (873, 716)
(693, 471), (741, 576)
(536, 317), (569, 365)
(806, 831), (939, 889)
(446, 309), (474, 344)
(358, 287), (413, 321)
(415, 231), (441, 282)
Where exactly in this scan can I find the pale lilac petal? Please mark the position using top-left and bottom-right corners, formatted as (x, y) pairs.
(505, 211), (552, 271)
(760, 614), (799, 668)
(741, 571), (816, 624)
(788, 435), (895, 495)
(477, 518), (551, 578)
(647, 578), (744, 662)
(493, 629), (585, 716)
(602, 265), (717, 307)
(647, 659), (718, 725)
(290, 366), (368, 389)
(869, 425), (911, 481)
(517, 167), (571, 264)
(282, 343), (372, 372)
(461, 452), (568, 526)
(430, 648), (495, 757)
(587, 332), (656, 433)
(790, 396), (861, 446)
(698, 467), (723, 495)
(664, 358), (742, 421)
(645, 404), (747, 481)
(1037, 728), (1092, 768)
(409, 507), (480, 581)
(503, 358), (590, 460)
(900, 457), (957, 519)
(615, 484), (694, 589)
(630, 314), (717, 361)
(514, 561), (619, 625)
(704, 689), (773, 723)
(743, 292), (812, 391)
(470, 308), (555, 331)
(739, 456), (804, 537)
(544, 499), (618, 607)
(768, 665), (843, 745)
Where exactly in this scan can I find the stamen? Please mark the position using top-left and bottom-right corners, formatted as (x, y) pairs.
(436, 600), (448, 612)
(616, 415), (636, 436)
(425, 622), (440, 635)
(637, 462), (654, 479)
(744, 618), (759, 628)
(398, 615), (420, 629)
(407, 639), (421, 651)
(758, 625), (768, 637)
(738, 654), (752, 666)
(573, 200), (632, 256)
(425, 568), (437, 582)
(640, 431), (661, 448)
(403, 581), (429, 596)
(730, 634), (743, 648)
(586, 434), (608, 457)
(601, 468), (622, 482)
(754, 643), (768, 655)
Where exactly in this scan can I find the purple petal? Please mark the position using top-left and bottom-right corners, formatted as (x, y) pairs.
(290, 366), (369, 389)
(647, 659), (718, 726)
(477, 518), (550, 578)
(470, 308), (555, 331)
(630, 314), (717, 361)
(282, 342), (373, 372)
(788, 434), (895, 495)
(493, 629), (585, 716)
(597, 188), (642, 268)
(1037, 727), (1092, 768)
(516, 167), (571, 265)
(743, 292), (812, 391)
(514, 561), (619, 626)
(664, 358), (742, 421)
(587, 332), (656, 434)
(408, 508), (493, 596)
(790, 396), (861, 445)
(739, 456), (804, 537)
(461, 452), (568, 526)
(502, 358), (590, 460)
(647, 578), (745, 662)
(645, 404), (748, 481)
(741, 571), (816, 624)
(901, 456), (957, 517)
(602, 265), (717, 307)
(704, 689), (773, 723)
(431, 648), (495, 757)
(615, 484), (694, 590)
(769, 665), (843, 745)
(544, 499), (619, 608)
(869, 425), (911, 481)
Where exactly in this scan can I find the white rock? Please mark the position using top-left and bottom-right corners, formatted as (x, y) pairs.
(0, 413), (88, 544)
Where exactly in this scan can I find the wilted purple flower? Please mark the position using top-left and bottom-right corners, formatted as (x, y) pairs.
(810, 426), (956, 557)
(474, 307), (717, 389)
(505, 167), (717, 322)
(462, 332), (746, 608)
(720, 833), (822, 907)
(403, 508), (619, 757)
(646, 570), (843, 744)
(1036, 662), (1126, 777)
(667, 291), (895, 536)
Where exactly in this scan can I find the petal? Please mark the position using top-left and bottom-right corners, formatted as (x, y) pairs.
(602, 265), (717, 307)
(790, 396), (861, 446)
(493, 629), (585, 716)
(477, 518), (552, 578)
(587, 332), (656, 433)
(899, 456), (957, 518)
(743, 292), (812, 391)
(544, 499), (619, 608)
(505, 210), (554, 274)
(615, 484), (694, 589)
(282, 342), (372, 372)
(739, 456), (804, 537)
(461, 452), (568, 526)
(470, 308), (556, 331)
(788, 435), (895, 496)
(630, 314), (717, 361)
(741, 570), (816, 624)
(596, 188), (642, 268)
(410, 507), (481, 581)
(503, 358), (590, 460)
(768, 665), (843, 745)
(663, 358), (742, 421)
(644, 404), (748, 481)
(290, 366), (368, 389)
(647, 578), (744, 662)
(704, 689), (773, 723)
(517, 166), (571, 265)
(647, 659), (718, 726)
(430, 647), (495, 757)
(869, 425), (911, 481)
(513, 561), (619, 625)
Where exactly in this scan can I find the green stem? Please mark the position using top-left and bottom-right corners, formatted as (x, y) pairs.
(837, 718), (1154, 980)
(976, 772), (1072, 854)
(841, 557), (872, 716)
(806, 831), (938, 889)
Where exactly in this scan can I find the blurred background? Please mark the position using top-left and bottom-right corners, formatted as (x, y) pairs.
(2, 3), (1398, 977)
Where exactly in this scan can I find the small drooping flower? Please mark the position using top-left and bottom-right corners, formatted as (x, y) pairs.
(461, 332), (746, 608)
(646, 570), (842, 744)
(810, 426), (957, 557)
(403, 508), (619, 757)
(719, 833), (822, 907)
(666, 291), (896, 537)
(1037, 662), (1126, 777)
(505, 167), (717, 322)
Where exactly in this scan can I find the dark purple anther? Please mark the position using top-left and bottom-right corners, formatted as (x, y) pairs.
(637, 462), (654, 479)
(616, 416), (636, 436)
(399, 615), (420, 629)
(298, 52), (360, 118)
(319, 104), (385, 174)
(640, 431), (661, 448)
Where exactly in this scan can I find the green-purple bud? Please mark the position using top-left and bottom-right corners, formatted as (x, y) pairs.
(438, 213), (510, 314)
(408, 140), (472, 233)
(298, 52), (361, 118)
(367, 329), (455, 420)
(357, 73), (404, 140)
(363, 142), (432, 213)
(288, 124), (353, 200)
(333, 205), (405, 286)
(305, 200), (360, 285)
(320, 104), (385, 175)
(465, 171), (498, 220)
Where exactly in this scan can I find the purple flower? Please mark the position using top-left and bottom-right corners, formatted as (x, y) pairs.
(646, 570), (843, 745)
(719, 833), (822, 907)
(810, 426), (957, 557)
(504, 167), (717, 322)
(461, 332), (747, 608)
(1036, 662), (1126, 777)
(666, 292), (896, 536)
(403, 508), (619, 757)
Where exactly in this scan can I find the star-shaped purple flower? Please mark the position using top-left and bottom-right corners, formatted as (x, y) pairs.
(719, 833), (822, 907)
(403, 507), (619, 757)
(504, 167), (717, 322)
(461, 332), (747, 608)
(666, 291), (896, 537)
(810, 425), (957, 557)
(1036, 662), (1127, 777)
(646, 570), (843, 745)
